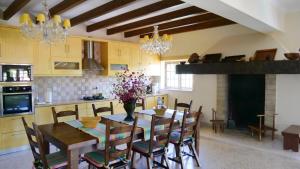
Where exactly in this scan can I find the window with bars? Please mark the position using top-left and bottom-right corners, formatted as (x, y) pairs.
(164, 61), (193, 90)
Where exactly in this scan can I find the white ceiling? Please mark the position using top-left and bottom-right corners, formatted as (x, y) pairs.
(271, 0), (300, 12)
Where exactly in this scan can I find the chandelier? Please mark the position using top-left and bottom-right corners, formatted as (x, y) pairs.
(19, 0), (71, 43)
(140, 26), (172, 55)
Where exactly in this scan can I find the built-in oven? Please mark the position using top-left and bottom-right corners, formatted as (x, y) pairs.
(0, 64), (32, 82)
(0, 85), (34, 116)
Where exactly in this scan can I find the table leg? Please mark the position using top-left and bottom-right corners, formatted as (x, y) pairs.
(42, 136), (50, 154)
(67, 149), (79, 169)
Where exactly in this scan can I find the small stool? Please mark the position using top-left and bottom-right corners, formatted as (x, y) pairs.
(210, 109), (225, 133)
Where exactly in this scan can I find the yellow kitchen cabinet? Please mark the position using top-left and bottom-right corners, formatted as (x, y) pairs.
(129, 44), (142, 72)
(141, 51), (161, 76)
(0, 27), (34, 64)
(1, 131), (28, 150)
(51, 37), (82, 58)
(33, 42), (52, 76)
(109, 41), (130, 64)
(51, 56), (82, 76)
(0, 115), (34, 133)
(146, 96), (156, 109)
(114, 101), (125, 114)
(35, 106), (54, 125)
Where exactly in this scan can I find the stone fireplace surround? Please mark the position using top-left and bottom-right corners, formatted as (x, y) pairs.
(216, 74), (276, 127)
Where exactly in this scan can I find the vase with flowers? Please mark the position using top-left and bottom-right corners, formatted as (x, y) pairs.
(112, 69), (149, 121)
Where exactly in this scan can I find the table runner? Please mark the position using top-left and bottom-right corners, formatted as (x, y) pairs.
(65, 120), (130, 147)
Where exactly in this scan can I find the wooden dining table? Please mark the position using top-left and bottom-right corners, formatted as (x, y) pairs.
(38, 109), (200, 169)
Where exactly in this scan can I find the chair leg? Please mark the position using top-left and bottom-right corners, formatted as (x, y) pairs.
(189, 143), (201, 167)
(131, 152), (136, 169)
(178, 146), (184, 169)
(162, 150), (170, 169)
(146, 157), (153, 169)
(272, 131), (275, 140)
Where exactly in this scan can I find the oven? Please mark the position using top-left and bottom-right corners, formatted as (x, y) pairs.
(0, 64), (32, 82)
(0, 85), (34, 116)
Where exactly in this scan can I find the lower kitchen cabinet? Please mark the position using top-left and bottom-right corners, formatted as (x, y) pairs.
(146, 96), (156, 109)
(0, 115), (34, 133)
(1, 131), (28, 150)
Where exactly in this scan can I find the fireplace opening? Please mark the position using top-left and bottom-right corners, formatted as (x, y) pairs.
(227, 75), (265, 129)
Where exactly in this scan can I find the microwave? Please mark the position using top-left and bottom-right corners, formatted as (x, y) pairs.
(0, 64), (32, 82)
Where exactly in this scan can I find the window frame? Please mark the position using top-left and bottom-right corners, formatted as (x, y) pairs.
(163, 61), (193, 91)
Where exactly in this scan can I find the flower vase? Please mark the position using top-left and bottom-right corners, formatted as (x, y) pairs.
(123, 100), (136, 121)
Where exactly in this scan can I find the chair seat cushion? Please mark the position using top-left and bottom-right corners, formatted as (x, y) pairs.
(84, 149), (127, 168)
(132, 140), (164, 154)
(46, 151), (68, 169)
(170, 131), (193, 144)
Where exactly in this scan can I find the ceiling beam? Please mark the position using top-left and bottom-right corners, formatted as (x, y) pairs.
(49, 0), (87, 16)
(70, 0), (136, 27)
(107, 6), (206, 35)
(86, 0), (184, 32)
(125, 13), (221, 37)
(140, 18), (235, 37)
(2, 0), (30, 20)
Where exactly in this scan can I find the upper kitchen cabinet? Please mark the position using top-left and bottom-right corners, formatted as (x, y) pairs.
(0, 27), (34, 64)
(50, 37), (82, 58)
(141, 51), (161, 76)
(33, 42), (52, 76)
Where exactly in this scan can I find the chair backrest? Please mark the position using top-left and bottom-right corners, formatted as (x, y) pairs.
(52, 105), (79, 123)
(22, 117), (40, 161)
(92, 102), (114, 117)
(33, 123), (51, 169)
(174, 98), (192, 111)
(179, 106), (202, 144)
(104, 117), (138, 166)
(148, 111), (177, 155)
(136, 98), (145, 110)
(212, 108), (217, 120)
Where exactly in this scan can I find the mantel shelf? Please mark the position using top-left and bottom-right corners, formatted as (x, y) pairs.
(176, 60), (300, 74)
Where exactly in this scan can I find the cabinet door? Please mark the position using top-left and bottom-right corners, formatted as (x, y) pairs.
(129, 44), (142, 71)
(1, 131), (28, 149)
(35, 107), (54, 125)
(1, 28), (34, 64)
(146, 96), (156, 109)
(66, 37), (82, 58)
(33, 42), (52, 76)
(0, 115), (34, 133)
(51, 41), (67, 58)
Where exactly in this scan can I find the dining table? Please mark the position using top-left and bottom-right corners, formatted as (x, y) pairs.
(38, 109), (200, 169)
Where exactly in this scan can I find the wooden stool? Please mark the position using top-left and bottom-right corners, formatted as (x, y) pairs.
(282, 125), (300, 152)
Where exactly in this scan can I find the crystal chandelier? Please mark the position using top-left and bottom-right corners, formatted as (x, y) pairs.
(140, 26), (172, 55)
(19, 0), (71, 43)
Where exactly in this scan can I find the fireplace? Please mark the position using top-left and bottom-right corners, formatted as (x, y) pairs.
(228, 75), (265, 128)
(216, 74), (276, 129)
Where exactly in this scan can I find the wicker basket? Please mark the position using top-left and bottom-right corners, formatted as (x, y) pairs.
(81, 116), (101, 128)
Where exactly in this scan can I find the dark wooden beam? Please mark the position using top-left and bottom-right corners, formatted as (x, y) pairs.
(125, 13), (221, 37)
(107, 6), (206, 35)
(70, 0), (136, 27)
(3, 0), (30, 20)
(49, 0), (86, 16)
(140, 18), (236, 37)
(86, 0), (184, 32)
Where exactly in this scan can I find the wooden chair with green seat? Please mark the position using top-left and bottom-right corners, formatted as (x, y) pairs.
(136, 98), (145, 110)
(168, 106), (202, 168)
(92, 102), (114, 117)
(52, 105), (79, 123)
(248, 113), (278, 141)
(174, 98), (192, 111)
(83, 117), (138, 169)
(22, 117), (67, 169)
(131, 111), (177, 169)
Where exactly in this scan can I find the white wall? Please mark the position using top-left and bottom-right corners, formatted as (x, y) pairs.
(163, 11), (300, 132)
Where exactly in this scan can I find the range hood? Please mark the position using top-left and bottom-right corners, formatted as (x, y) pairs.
(82, 40), (104, 71)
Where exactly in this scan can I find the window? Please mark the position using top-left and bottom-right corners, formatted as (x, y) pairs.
(163, 61), (193, 91)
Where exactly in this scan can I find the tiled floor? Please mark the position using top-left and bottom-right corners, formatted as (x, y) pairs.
(1, 127), (300, 169)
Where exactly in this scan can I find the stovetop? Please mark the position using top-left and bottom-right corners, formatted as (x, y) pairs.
(82, 96), (105, 101)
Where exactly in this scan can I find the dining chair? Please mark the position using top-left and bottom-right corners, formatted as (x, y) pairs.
(83, 117), (138, 169)
(52, 105), (79, 123)
(168, 106), (202, 168)
(131, 111), (177, 169)
(136, 98), (145, 110)
(22, 117), (67, 169)
(174, 98), (192, 111)
(92, 102), (114, 117)
(210, 108), (225, 133)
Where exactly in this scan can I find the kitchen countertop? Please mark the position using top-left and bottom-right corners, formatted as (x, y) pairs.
(35, 93), (167, 108)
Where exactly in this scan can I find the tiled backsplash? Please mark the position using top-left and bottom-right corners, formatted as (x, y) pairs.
(34, 70), (116, 102)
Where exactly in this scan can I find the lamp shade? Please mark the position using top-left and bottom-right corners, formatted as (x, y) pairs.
(36, 13), (45, 23)
(63, 19), (71, 29)
(19, 13), (30, 25)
